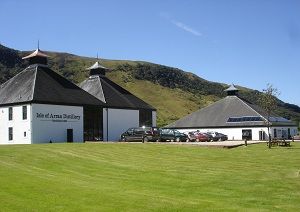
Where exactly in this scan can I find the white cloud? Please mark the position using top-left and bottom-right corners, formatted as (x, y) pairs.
(160, 12), (202, 37)
(171, 20), (202, 36)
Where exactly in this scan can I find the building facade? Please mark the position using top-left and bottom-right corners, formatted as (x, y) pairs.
(0, 104), (83, 144)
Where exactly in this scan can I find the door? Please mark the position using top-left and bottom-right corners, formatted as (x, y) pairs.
(259, 131), (266, 140)
(273, 129), (277, 138)
(67, 129), (73, 143)
(242, 129), (252, 140)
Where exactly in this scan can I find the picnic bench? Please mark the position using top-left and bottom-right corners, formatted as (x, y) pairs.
(278, 140), (291, 147)
(269, 139), (291, 147)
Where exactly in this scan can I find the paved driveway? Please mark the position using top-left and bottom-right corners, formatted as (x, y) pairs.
(160, 140), (266, 148)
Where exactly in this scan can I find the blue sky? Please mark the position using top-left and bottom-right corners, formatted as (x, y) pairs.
(1, 0), (299, 106)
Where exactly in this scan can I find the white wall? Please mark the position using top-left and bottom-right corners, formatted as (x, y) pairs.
(31, 104), (83, 143)
(103, 108), (139, 141)
(0, 105), (31, 144)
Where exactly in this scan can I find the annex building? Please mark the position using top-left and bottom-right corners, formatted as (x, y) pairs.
(0, 48), (156, 144)
(79, 61), (156, 141)
(167, 85), (298, 140)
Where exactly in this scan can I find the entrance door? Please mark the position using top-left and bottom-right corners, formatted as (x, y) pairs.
(242, 129), (252, 140)
(259, 131), (266, 140)
(67, 129), (73, 143)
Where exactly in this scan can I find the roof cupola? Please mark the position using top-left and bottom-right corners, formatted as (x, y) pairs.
(224, 84), (239, 96)
(22, 48), (49, 65)
(87, 54), (109, 76)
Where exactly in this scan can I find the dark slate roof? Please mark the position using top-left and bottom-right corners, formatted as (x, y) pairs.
(166, 95), (295, 128)
(0, 64), (105, 106)
(79, 75), (156, 110)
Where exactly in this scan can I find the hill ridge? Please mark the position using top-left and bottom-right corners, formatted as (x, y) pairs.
(0, 44), (299, 127)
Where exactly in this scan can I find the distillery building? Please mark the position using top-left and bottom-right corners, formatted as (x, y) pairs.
(79, 60), (156, 141)
(166, 85), (298, 140)
(0, 49), (106, 144)
(0, 49), (156, 144)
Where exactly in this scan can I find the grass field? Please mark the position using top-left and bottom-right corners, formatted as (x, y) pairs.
(0, 143), (300, 211)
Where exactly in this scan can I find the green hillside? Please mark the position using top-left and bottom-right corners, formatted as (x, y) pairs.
(1, 143), (300, 211)
(0, 44), (300, 126)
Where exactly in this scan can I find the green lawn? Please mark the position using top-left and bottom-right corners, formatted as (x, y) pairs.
(0, 143), (300, 211)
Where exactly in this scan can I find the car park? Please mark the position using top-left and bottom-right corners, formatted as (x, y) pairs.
(120, 127), (160, 142)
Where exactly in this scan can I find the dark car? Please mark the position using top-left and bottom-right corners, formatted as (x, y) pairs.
(120, 127), (160, 142)
(203, 133), (213, 141)
(159, 129), (189, 142)
(207, 132), (228, 141)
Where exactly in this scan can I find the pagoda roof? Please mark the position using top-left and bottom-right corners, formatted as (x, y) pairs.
(79, 75), (156, 110)
(22, 49), (49, 60)
(224, 84), (239, 92)
(86, 61), (109, 70)
(166, 95), (295, 128)
(0, 64), (104, 107)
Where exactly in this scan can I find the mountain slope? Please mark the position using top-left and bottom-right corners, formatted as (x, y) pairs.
(0, 44), (299, 127)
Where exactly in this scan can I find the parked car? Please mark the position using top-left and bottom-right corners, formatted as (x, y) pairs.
(120, 127), (160, 142)
(186, 132), (197, 142)
(193, 132), (210, 142)
(159, 129), (189, 142)
(203, 133), (213, 141)
(207, 132), (228, 141)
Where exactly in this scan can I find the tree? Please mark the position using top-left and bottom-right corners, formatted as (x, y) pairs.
(259, 84), (280, 148)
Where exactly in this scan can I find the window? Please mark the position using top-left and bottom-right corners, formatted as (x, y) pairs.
(8, 127), (13, 141)
(139, 109), (153, 127)
(24, 131), (27, 137)
(227, 116), (263, 123)
(273, 129), (277, 138)
(22, 106), (27, 120)
(83, 108), (103, 141)
(8, 107), (13, 120)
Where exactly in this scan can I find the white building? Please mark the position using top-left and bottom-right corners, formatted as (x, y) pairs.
(0, 49), (106, 144)
(166, 85), (298, 141)
(79, 61), (157, 141)
(0, 48), (156, 144)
